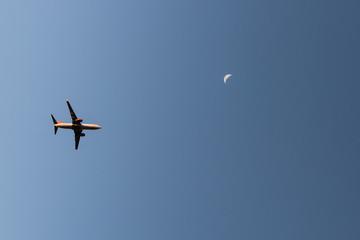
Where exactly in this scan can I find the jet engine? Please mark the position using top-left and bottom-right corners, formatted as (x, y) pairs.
(80, 133), (85, 137)
(75, 118), (83, 122)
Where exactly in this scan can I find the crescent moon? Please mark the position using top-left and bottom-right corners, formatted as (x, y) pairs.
(224, 74), (232, 84)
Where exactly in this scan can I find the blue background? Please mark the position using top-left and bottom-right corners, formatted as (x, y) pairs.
(1, 1), (360, 239)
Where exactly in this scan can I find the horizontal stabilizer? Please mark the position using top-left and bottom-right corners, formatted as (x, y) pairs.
(51, 114), (58, 135)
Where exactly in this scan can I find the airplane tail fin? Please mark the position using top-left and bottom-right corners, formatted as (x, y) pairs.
(51, 114), (58, 135)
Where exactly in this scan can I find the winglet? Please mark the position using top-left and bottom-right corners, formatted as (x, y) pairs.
(51, 114), (58, 135)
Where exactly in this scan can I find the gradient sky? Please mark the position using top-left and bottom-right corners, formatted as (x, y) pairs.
(1, 1), (360, 239)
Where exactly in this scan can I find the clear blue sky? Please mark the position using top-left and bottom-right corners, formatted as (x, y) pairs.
(1, 1), (360, 239)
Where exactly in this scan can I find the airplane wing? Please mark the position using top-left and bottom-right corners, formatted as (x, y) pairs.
(74, 130), (81, 150)
(66, 99), (79, 124)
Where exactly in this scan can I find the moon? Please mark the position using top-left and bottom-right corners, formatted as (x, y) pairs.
(224, 74), (232, 84)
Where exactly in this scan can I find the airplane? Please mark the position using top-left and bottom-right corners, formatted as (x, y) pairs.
(51, 99), (101, 150)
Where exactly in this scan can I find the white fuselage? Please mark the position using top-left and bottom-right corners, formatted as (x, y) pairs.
(55, 123), (101, 130)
